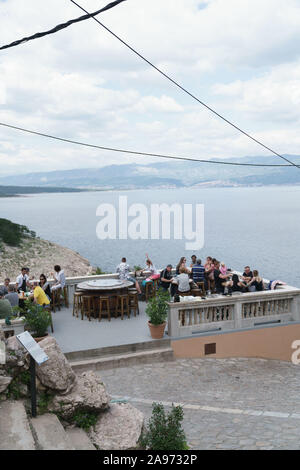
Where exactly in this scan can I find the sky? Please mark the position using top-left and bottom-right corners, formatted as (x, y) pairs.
(1, 0), (300, 176)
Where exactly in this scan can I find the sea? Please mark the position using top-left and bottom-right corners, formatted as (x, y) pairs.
(1, 185), (299, 287)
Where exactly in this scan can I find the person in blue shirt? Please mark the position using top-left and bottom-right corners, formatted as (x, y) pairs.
(192, 259), (206, 288)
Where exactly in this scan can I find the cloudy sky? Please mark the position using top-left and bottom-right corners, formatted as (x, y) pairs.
(1, 0), (300, 175)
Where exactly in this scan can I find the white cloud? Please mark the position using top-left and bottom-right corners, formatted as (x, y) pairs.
(0, 0), (300, 175)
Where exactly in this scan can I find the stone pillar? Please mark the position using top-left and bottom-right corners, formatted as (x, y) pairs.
(168, 305), (180, 338)
(234, 300), (243, 329)
(291, 294), (300, 322)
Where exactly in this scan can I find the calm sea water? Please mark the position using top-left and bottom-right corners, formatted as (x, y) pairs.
(1, 186), (299, 287)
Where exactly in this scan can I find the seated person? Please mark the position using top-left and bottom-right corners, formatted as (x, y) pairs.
(225, 274), (247, 293)
(220, 262), (227, 276)
(39, 274), (51, 301)
(247, 270), (264, 292)
(5, 285), (19, 307)
(0, 278), (11, 296)
(141, 254), (160, 287)
(16, 268), (30, 293)
(159, 264), (174, 292)
(242, 266), (253, 283)
(191, 259), (206, 286)
(214, 262), (231, 294)
(116, 257), (142, 294)
(30, 282), (50, 306)
(0, 295), (13, 319)
(51, 265), (66, 292)
(173, 267), (193, 294)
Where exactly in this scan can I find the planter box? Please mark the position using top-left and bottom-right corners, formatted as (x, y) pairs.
(0, 317), (26, 338)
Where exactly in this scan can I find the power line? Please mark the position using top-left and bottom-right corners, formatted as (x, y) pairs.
(0, 0), (126, 51)
(70, 0), (300, 170)
(0, 121), (295, 167)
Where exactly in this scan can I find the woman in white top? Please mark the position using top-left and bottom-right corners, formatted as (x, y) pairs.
(141, 254), (160, 286)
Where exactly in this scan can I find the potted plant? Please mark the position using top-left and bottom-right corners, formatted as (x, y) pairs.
(23, 300), (52, 342)
(146, 288), (170, 339)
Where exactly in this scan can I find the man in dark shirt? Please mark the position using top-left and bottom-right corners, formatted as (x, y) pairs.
(242, 266), (253, 283)
(159, 265), (174, 291)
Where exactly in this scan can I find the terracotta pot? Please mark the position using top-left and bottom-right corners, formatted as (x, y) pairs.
(148, 321), (166, 339)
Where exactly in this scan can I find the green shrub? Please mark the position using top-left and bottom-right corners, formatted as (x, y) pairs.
(24, 300), (51, 337)
(140, 402), (188, 450)
(38, 392), (54, 415)
(145, 288), (170, 325)
(71, 410), (98, 431)
(0, 218), (35, 246)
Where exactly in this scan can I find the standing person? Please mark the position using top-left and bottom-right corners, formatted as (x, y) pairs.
(39, 274), (51, 301)
(205, 257), (215, 292)
(159, 264), (174, 292)
(0, 278), (11, 296)
(5, 286), (19, 308)
(116, 258), (142, 294)
(141, 254), (160, 287)
(16, 268), (30, 293)
(176, 257), (189, 275)
(190, 255), (197, 268)
(51, 265), (66, 292)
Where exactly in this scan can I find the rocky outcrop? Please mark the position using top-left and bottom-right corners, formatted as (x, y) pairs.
(36, 337), (76, 393)
(0, 375), (12, 393)
(49, 371), (110, 419)
(89, 403), (144, 450)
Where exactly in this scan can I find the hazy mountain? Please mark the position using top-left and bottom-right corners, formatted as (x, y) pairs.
(1, 155), (300, 189)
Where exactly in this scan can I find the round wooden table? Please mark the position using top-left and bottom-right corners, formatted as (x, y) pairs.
(76, 279), (134, 319)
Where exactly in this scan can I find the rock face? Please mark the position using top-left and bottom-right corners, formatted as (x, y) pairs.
(49, 371), (110, 420)
(89, 403), (144, 450)
(0, 376), (12, 393)
(36, 337), (76, 393)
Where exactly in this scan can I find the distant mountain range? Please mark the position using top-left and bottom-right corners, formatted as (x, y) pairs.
(1, 155), (300, 190)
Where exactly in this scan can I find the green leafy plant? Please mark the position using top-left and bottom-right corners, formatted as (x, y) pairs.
(38, 392), (54, 415)
(140, 402), (188, 450)
(71, 410), (99, 431)
(146, 288), (170, 325)
(24, 300), (51, 337)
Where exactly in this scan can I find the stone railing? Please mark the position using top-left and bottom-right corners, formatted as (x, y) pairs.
(167, 286), (300, 337)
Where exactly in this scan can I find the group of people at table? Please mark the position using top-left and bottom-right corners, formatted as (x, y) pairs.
(0, 265), (65, 319)
(116, 254), (264, 298)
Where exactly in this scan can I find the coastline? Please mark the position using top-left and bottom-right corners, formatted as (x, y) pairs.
(0, 237), (93, 281)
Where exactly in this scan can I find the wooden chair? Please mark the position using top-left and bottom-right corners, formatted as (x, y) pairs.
(196, 281), (206, 296)
(62, 286), (69, 308)
(98, 296), (111, 322)
(191, 288), (201, 297)
(116, 294), (130, 320)
(145, 282), (154, 302)
(129, 290), (139, 317)
(51, 288), (61, 312)
(72, 292), (83, 318)
(81, 295), (96, 321)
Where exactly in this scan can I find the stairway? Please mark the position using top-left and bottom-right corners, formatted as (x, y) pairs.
(66, 339), (174, 372)
(0, 401), (96, 450)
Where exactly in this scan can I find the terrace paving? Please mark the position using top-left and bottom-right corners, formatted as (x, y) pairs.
(99, 357), (300, 450)
(51, 302), (157, 353)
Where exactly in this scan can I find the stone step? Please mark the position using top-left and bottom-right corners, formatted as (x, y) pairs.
(31, 413), (75, 450)
(65, 338), (171, 362)
(70, 347), (174, 372)
(0, 400), (35, 450)
(65, 427), (96, 450)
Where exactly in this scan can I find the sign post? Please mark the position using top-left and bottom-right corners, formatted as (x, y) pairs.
(16, 331), (49, 418)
